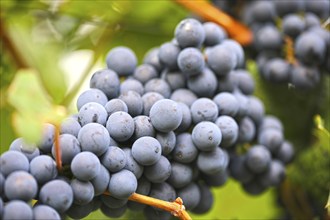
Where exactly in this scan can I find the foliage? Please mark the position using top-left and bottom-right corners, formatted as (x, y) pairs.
(1, 0), (329, 219)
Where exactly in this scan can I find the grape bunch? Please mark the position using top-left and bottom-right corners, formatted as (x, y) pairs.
(214, 0), (330, 90)
(0, 18), (294, 220)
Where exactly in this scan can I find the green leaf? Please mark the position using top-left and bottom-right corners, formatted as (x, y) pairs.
(8, 23), (67, 104)
(7, 69), (66, 143)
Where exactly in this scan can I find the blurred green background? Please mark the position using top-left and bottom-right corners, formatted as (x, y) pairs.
(1, 1), (329, 219)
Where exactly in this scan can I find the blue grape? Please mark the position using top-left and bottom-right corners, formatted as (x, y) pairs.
(78, 123), (109, 156)
(30, 155), (57, 184)
(263, 58), (291, 83)
(290, 64), (320, 90)
(197, 147), (229, 175)
(191, 182), (213, 214)
(178, 47), (204, 76)
(101, 195), (128, 208)
(4, 171), (37, 201)
(275, 141), (294, 164)
(174, 18), (205, 48)
(37, 123), (55, 153)
(170, 88), (197, 107)
(71, 152), (101, 181)
(60, 117), (81, 137)
(167, 162), (193, 188)
(144, 78), (171, 98)
(52, 134), (81, 164)
(0, 151), (29, 176)
(120, 78), (144, 95)
(66, 202), (94, 219)
(190, 98), (218, 124)
(162, 70), (186, 90)
(229, 155), (254, 184)
(144, 205), (171, 220)
(3, 200), (33, 220)
(259, 115), (283, 131)
(282, 14), (305, 38)
(149, 99), (182, 132)
(132, 136), (162, 166)
(259, 160), (285, 187)
(222, 39), (245, 67)
(213, 92), (239, 117)
(144, 156), (171, 183)
(33, 205), (61, 220)
(305, 0), (329, 19)
(0, 173), (4, 195)
(76, 88), (108, 111)
(71, 179), (94, 205)
(233, 69), (255, 95)
(143, 47), (164, 72)
(78, 102), (108, 126)
(215, 115), (239, 148)
(104, 98), (128, 116)
(233, 90), (249, 120)
(203, 22), (227, 46)
(106, 111), (135, 142)
(258, 128), (284, 152)
(177, 182), (201, 210)
(207, 44), (236, 76)
(90, 165), (110, 196)
(201, 169), (228, 187)
(192, 121), (222, 151)
(274, 0), (304, 16)
(158, 42), (181, 70)
(133, 116), (156, 140)
(304, 13), (321, 29)
(217, 73), (236, 93)
(249, 1), (276, 23)
(122, 148), (144, 179)
(118, 90), (143, 117)
(175, 102), (192, 132)
(255, 25), (283, 52)
(295, 32), (326, 65)
(101, 146), (126, 173)
(172, 133), (198, 163)
(9, 138), (40, 161)
(108, 169), (137, 199)
(142, 92), (164, 116)
(106, 46), (137, 76)
(136, 176), (151, 195)
(156, 131), (176, 156)
(238, 117), (256, 143)
(242, 179), (267, 195)
(39, 179), (73, 213)
(149, 182), (176, 202)
(90, 69), (120, 99)
(245, 145), (271, 174)
(133, 64), (158, 84)
(100, 204), (127, 218)
(187, 67), (217, 98)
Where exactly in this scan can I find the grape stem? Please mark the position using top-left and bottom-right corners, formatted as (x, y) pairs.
(284, 36), (296, 65)
(103, 191), (192, 220)
(54, 125), (62, 171)
(174, 0), (253, 46)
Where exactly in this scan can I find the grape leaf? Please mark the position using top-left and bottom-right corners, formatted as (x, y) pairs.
(7, 69), (66, 143)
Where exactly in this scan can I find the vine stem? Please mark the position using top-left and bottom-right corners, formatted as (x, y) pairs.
(103, 191), (192, 220)
(174, 0), (253, 46)
(284, 36), (296, 65)
(54, 125), (62, 171)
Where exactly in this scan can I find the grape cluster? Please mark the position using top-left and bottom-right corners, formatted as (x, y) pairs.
(214, 0), (330, 90)
(0, 18), (294, 220)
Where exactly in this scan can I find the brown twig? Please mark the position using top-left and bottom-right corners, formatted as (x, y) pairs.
(0, 18), (29, 68)
(103, 191), (192, 220)
(284, 36), (296, 65)
(175, 0), (253, 46)
(54, 125), (62, 171)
